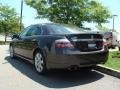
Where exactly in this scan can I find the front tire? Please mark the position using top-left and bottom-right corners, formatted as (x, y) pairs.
(34, 51), (47, 74)
(9, 46), (15, 58)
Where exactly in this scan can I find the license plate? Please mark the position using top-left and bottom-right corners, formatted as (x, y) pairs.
(88, 43), (96, 48)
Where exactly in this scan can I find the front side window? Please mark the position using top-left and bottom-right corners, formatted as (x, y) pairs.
(26, 26), (42, 36)
(19, 26), (31, 38)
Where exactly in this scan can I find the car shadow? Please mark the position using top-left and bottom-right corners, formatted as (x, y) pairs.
(5, 56), (104, 88)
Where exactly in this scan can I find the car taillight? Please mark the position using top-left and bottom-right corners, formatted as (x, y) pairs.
(55, 42), (74, 48)
(96, 34), (102, 39)
(55, 39), (74, 48)
(97, 41), (103, 47)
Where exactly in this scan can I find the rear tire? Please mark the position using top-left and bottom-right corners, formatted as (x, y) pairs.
(34, 51), (47, 74)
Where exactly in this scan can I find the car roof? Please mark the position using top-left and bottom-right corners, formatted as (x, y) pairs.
(30, 23), (88, 31)
(30, 23), (57, 26)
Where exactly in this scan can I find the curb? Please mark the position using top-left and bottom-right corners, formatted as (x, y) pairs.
(94, 65), (120, 79)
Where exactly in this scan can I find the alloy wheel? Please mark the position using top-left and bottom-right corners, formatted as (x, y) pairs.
(34, 52), (45, 73)
(10, 46), (14, 58)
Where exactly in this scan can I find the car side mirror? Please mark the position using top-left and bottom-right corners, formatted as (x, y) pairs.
(12, 34), (20, 40)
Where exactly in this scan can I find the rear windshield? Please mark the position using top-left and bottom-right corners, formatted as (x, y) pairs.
(42, 24), (85, 35)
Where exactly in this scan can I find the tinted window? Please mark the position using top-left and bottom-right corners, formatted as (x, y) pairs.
(42, 25), (51, 35)
(42, 24), (84, 35)
(26, 26), (42, 36)
(33, 26), (42, 35)
(19, 26), (31, 37)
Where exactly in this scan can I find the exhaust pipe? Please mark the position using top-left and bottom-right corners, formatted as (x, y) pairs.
(68, 65), (79, 71)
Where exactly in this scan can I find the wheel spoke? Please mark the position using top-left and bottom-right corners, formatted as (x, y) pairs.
(39, 65), (43, 71)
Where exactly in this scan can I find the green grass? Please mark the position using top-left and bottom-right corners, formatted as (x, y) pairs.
(104, 51), (120, 71)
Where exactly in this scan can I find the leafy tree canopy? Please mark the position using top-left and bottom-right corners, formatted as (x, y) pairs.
(25, 0), (111, 27)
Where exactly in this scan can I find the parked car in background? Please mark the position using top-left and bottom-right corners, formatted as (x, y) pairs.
(102, 31), (118, 49)
(117, 34), (120, 51)
(9, 23), (109, 74)
(118, 41), (120, 51)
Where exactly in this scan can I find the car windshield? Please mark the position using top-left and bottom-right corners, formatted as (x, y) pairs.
(45, 24), (85, 35)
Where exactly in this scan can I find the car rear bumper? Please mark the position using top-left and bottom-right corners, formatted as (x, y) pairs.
(46, 50), (109, 69)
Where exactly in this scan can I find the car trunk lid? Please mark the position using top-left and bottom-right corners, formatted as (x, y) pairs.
(66, 34), (103, 52)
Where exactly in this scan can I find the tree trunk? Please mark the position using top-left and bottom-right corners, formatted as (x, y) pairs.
(5, 33), (7, 43)
(4, 23), (7, 43)
(98, 23), (102, 27)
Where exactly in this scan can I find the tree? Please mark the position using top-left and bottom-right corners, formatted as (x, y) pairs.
(0, 4), (21, 42)
(88, 1), (111, 26)
(25, 0), (111, 27)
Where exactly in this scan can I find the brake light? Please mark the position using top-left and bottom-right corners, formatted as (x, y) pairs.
(55, 42), (74, 48)
(96, 34), (102, 39)
(97, 41), (103, 47)
(55, 39), (74, 49)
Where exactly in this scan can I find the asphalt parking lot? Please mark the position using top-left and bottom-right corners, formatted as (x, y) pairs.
(0, 45), (120, 90)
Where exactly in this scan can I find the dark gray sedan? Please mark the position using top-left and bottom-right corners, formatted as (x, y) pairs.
(9, 23), (109, 74)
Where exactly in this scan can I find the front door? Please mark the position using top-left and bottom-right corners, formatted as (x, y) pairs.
(18, 25), (42, 59)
